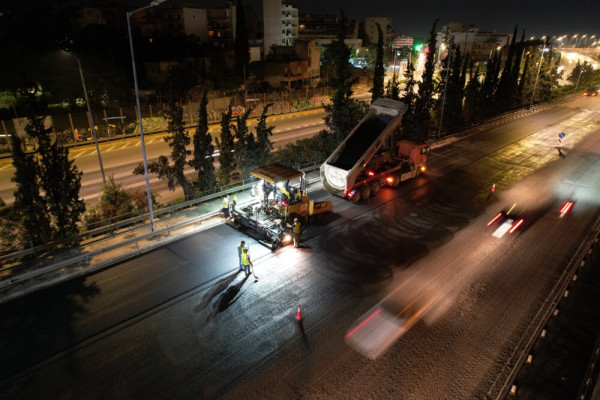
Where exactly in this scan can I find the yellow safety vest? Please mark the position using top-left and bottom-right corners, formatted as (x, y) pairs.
(292, 222), (301, 233)
(222, 197), (229, 208)
(241, 251), (250, 266)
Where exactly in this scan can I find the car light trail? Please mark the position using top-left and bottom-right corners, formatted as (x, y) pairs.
(509, 219), (524, 234)
(487, 213), (503, 226)
(559, 201), (574, 218)
(345, 309), (382, 339)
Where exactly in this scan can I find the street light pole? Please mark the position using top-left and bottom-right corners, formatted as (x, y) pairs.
(585, 35), (596, 57)
(66, 52), (106, 186)
(529, 43), (546, 109)
(127, 0), (166, 232)
(569, 34), (577, 48)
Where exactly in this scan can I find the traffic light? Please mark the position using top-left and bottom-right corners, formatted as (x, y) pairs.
(414, 43), (423, 52)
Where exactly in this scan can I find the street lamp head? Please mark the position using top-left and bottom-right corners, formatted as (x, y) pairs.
(150, 0), (167, 5)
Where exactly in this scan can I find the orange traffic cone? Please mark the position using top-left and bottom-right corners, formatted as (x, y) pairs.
(296, 305), (303, 321)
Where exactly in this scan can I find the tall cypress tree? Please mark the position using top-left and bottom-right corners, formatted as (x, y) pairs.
(463, 62), (481, 123)
(371, 23), (385, 103)
(410, 19), (438, 142)
(400, 56), (417, 136)
(324, 9), (356, 144)
(10, 133), (51, 247)
(479, 51), (501, 118)
(441, 45), (465, 131)
(510, 31), (526, 103)
(38, 141), (85, 245)
(136, 104), (194, 200)
(190, 91), (216, 193)
(233, 108), (255, 179)
(516, 53), (531, 107)
(495, 26), (518, 113)
(536, 43), (560, 102)
(216, 106), (235, 185)
(21, 91), (85, 247)
(255, 104), (274, 167)
(167, 104), (192, 198)
(401, 60), (417, 111)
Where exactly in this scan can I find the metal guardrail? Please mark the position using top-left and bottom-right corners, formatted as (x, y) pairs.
(490, 216), (600, 399)
(580, 334), (600, 399)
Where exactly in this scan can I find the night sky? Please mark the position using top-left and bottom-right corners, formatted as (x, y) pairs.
(191, 0), (599, 41)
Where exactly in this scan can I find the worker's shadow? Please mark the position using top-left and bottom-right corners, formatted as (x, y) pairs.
(195, 272), (246, 315)
(213, 278), (247, 313)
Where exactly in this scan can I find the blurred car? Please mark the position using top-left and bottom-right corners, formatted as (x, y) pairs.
(487, 204), (526, 238)
(345, 295), (435, 360)
(583, 86), (599, 96)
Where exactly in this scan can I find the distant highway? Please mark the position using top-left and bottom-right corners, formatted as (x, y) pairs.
(0, 108), (328, 206)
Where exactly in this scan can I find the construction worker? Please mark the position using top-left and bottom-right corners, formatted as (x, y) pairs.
(237, 240), (246, 272)
(222, 195), (230, 220)
(241, 247), (258, 281)
(291, 217), (302, 248)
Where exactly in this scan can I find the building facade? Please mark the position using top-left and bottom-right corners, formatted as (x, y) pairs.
(208, 3), (237, 48)
(263, 0), (298, 55)
(440, 23), (512, 63)
(159, 7), (208, 41)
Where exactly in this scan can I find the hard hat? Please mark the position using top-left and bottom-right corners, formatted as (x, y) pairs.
(294, 217), (299, 221)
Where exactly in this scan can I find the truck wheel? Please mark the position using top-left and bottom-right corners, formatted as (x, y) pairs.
(370, 183), (380, 195)
(351, 191), (361, 204)
(360, 185), (371, 200)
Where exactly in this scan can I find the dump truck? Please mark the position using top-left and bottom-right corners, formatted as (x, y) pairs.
(229, 164), (332, 249)
(320, 98), (429, 203)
